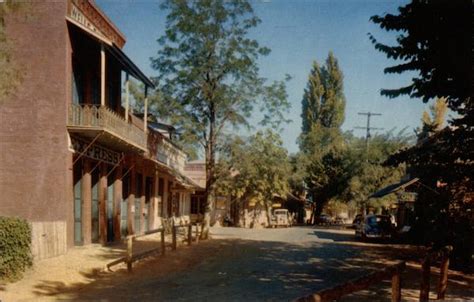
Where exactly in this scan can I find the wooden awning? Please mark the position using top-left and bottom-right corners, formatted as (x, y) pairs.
(66, 17), (155, 88)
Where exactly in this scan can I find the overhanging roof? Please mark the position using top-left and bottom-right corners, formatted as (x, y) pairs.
(66, 17), (155, 88)
(104, 44), (155, 88)
(369, 178), (419, 198)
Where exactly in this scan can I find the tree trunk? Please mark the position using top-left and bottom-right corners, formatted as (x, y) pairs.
(264, 201), (272, 228)
(201, 107), (216, 239)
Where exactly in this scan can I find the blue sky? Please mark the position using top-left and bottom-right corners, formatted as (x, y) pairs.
(97, 0), (430, 154)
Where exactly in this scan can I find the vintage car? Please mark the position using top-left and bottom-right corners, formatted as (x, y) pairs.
(271, 209), (290, 228)
(355, 215), (394, 240)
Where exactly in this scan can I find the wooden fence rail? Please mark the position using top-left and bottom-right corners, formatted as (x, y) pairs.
(295, 261), (406, 302)
(106, 223), (203, 273)
(106, 228), (165, 273)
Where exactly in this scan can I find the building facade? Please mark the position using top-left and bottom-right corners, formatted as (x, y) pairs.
(0, 0), (199, 260)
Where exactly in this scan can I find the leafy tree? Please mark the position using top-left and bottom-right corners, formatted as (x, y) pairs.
(371, 0), (472, 270)
(368, 0), (470, 124)
(217, 130), (290, 227)
(416, 98), (447, 141)
(299, 52), (347, 221)
(300, 51), (345, 135)
(151, 0), (290, 238)
(342, 130), (413, 213)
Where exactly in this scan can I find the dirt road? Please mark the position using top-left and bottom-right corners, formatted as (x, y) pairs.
(3, 226), (473, 301)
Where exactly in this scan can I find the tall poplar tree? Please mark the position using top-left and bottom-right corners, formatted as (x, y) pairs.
(299, 52), (347, 221)
(152, 0), (290, 238)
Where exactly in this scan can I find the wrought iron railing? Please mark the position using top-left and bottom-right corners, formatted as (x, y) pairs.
(68, 104), (146, 149)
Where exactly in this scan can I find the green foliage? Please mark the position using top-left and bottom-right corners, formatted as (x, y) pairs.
(0, 216), (32, 282)
(217, 130), (290, 214)
(299, 52), (347, 218)
(369, 0), (471, 128)
(416, 98), (447, 141)
(151, 0), (291, 220)
(342, 130), (413, 211)
(372, 0), (472, 270)
(301, 51), (345, 135)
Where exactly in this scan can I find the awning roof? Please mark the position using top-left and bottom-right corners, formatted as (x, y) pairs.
(104, 44), (155, 88)
(66, 17), (155, 88)
(369, 178), (419, 198)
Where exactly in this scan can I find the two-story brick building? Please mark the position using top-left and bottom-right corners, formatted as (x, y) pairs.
(0, 0), (201, 260)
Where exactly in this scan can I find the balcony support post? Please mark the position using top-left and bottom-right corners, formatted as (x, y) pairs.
(125, 73), (130, 121)
(144, 85), (148, 133)
(100, 44), (106, 107)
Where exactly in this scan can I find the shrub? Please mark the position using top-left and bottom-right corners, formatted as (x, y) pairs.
(0, 216), (32, 281)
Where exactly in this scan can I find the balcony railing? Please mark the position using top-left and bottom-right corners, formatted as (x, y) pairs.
(68, 104), (147, 150)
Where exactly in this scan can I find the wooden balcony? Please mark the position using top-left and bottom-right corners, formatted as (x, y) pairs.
(67, 104), (147, 152)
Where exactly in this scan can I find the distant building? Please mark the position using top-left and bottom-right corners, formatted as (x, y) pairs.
(0, 1), (199, 260)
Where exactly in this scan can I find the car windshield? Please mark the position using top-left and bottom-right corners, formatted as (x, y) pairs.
(367, 216), (390, 226)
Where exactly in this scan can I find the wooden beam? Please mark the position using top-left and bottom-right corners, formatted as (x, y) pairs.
(144, 86), (148, 133)
(100, 44), (106, 107)
(128, 166), (136, 235)
(99, 163), (107, 244)
(125, 73), (130, 121)
(419, 258), (431, 302)
(113, 165), (122, 242)
(437, 255), (450, 300)
(82, 159), (92, 245)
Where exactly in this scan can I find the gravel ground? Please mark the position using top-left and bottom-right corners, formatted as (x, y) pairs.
(1, 226), (472, 301)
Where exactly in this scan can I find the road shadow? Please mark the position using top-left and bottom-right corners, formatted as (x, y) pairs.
(28, 238), (473, 301)
(313, 228), (356, 242)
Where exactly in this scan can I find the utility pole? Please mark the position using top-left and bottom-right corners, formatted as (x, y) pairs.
(355, 112), (383, 162)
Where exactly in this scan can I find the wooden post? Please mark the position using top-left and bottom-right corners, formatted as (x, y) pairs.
(100, 44), (106, 107)
(187, 224), (192, 246)
(125, 73), (129, 121)
(420, 257), (431, 302)
(128, 167), (136, 235)
(99, 163), (107, 244)
(82, 159), (92, 245)
(437, 256), (449, 300)
(163, 177), (169, 218)
(126, 236), (133, 273)
(140, 168), (146, 234)
(144, 86), (148, 132)
(172, 224), (177, 251)
(391, 270), (401, 302)
(113, 165), (122, 242)
(195, 224), (199, 243)
(161, 229), (166, 255)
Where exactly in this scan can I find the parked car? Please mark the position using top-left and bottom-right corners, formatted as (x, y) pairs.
(315, 214), (334, 225)
(355, 215), (394, 240)
(271, 209), (290, 228)
(351, 214), (363, 229)
(334, 216), (345, 225)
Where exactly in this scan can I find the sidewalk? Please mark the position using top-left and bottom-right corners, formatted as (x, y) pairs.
(0, 232), (188, 302)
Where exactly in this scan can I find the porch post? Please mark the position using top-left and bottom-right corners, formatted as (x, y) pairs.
(100, 44), (106, 107)
(99, 163), (107, 244)
(125, 73), (130, 121)
(144, 85), (148, 132)
(113, 165), (122, 242)
(82, 159), (92, 245)
(150, 170), (158, 229)
(140, 166), (146, 233)
(163, 177), (169, 218)
(128, 166), (136, 234)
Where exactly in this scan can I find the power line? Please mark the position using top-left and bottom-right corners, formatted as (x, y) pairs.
(354, 112), (383, 162)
